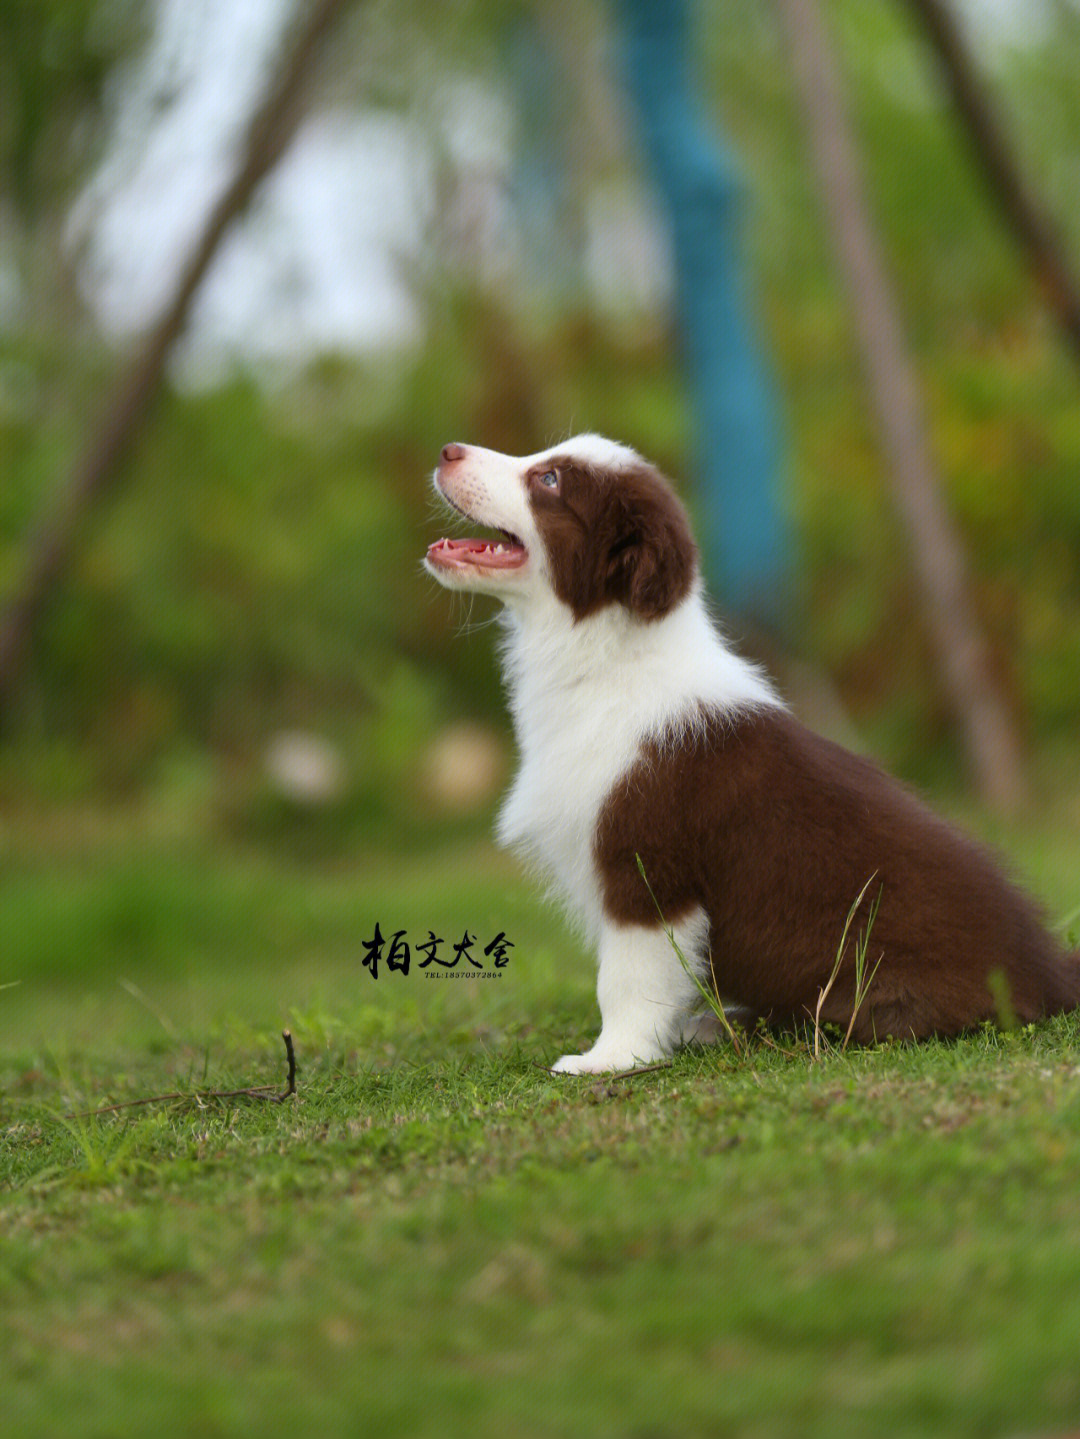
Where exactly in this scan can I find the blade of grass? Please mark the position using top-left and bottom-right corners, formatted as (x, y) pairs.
(634, 853), (742, 1055)
(813, 872), (880, 1059)
(842, 885), (884, 1051)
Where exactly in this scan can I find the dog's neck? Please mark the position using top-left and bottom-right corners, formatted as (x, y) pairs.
(495, 583), (781, 751)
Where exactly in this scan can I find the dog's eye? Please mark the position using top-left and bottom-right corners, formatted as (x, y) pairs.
(538, 470), (559, 490)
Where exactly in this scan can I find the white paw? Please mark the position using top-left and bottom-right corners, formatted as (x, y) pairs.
(550, 1047), (663, 1075)
(551, 1052), (607, 1075)
(680, 1011), (725, 1045)
(680, 1005), (754, 1046)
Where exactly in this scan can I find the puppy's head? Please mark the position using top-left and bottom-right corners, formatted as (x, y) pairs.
(425, 434), (696, 621)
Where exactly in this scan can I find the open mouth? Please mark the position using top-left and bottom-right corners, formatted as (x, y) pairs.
(427, 487), (527, 572)
(426, 531), (528, 571)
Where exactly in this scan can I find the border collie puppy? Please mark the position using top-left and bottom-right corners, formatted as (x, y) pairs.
(424, 435), (1079, 1073)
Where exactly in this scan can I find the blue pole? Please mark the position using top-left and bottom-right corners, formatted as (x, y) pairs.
(614, 0), (789, 621)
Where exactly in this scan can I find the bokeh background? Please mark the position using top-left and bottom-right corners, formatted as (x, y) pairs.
(6, 10), (1080, 1430)
(1, 0), (1078, 930)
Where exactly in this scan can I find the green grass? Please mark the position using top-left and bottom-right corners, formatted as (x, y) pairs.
(3, 812), (1080, 1438)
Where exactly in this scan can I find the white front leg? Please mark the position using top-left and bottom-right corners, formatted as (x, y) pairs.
(552, 908), (711, 1074)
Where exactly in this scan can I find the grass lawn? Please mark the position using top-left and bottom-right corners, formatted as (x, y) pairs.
(3, 805), (1080, 1439)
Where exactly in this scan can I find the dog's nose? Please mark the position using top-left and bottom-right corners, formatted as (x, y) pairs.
(441, 443), (466, 463)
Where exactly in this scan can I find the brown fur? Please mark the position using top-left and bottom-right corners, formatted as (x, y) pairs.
(525, 456), (696, 621)
(595, 706), (1080, 1040)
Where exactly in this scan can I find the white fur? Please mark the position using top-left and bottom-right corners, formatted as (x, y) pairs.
(495, 585), (778, 934)
(551, 909), (712, 1073)
(426, 435), (783, 1071)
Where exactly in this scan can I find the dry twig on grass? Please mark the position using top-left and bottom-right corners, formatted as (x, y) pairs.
(70, 1030), (298, 1119)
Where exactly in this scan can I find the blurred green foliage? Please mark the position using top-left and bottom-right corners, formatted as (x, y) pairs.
(0, 0), (146, 217)
(0, 0), (1078, 823)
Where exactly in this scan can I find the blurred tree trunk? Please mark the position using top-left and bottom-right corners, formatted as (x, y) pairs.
(905, 0), (1080, 359)
(775, 0), (1026, 811)
(0, 0), (355, 716)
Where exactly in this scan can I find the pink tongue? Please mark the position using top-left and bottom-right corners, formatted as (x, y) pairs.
(427, 537), (525, 568)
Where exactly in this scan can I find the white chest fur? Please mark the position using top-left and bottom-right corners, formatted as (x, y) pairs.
(493, 587), (780, 938)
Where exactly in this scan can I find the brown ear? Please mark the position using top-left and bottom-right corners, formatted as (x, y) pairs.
(603, 477), (696, 620)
